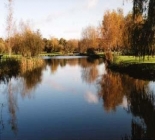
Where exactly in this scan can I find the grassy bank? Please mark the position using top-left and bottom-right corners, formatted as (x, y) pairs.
(108, 55), (155, 80)
(113, 55), (155, 64)
(39, 52), (62, 57)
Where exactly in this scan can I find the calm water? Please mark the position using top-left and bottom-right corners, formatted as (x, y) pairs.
(0, 56), (155, 140)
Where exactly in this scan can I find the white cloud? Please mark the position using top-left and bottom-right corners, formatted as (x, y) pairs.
(64, 29), (79, 34)
(121, 96), (128, 109)
(85, 91), (99, 104)
(87, 0), (99, 9)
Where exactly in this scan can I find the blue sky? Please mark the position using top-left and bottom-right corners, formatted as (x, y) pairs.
(0, 0), (132, 40)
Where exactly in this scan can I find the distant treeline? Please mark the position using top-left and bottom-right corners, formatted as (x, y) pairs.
(0, 0), (155, 58)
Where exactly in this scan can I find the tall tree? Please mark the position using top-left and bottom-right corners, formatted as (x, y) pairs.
(22, 29), (43, 57)
(11, 22), (44, 57)
(123, 13), (134, 54)
(102, 9), (125, 51)
(6, 0), (14, 56)
(130, 0), (155, 58)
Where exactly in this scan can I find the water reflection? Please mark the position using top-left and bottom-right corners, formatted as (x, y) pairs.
(21, 68), (43, 97)
(98, 69), (155, 139)
(98, 70), (148, 112)
(44, 58), (102, 84)
(0, 103), (4, 134)
(128, 85), (155, 139)
(85, 91), (99, 104)
(0, 58), (45, 135)
(7, 79), (18, 134)
(0, 57), (155, 139)
(0, 57), (103, 133)
(98, 71), (124, 111)
(0, 59), (20, 83)
(80, 59), (99, 84)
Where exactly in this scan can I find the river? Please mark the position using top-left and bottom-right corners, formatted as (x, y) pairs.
(0, 56), (154, 140)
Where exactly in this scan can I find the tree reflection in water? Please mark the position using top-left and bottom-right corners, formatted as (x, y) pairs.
(0, 58), (45, 134)
(0, 57), (155, 139)
(0, 59), (20, 83)
(44, 58), (79, 74)
(98, 69), (155, 139)
(0, 103), (4, 138)
(98, 71), (124, 111)
(128, 86), (155, 139)
(20, 67), (44, 98)
(44, 57), (102, 84)
(0, 57), (103, 134)
(80, 58), (100, 84)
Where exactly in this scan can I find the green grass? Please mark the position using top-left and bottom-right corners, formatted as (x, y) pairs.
(0, 52), (80, 59)
(1, 54), (22, 59)
(113, 55), (155, 64)
(96, 52), (104, 55)
(39, 52), (62, 56)
(0, 52), (62, 58)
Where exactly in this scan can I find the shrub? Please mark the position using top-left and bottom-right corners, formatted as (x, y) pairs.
(105, 51), (113, 63)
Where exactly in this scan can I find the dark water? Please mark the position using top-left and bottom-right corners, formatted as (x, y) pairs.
(0, 57), (155, 140)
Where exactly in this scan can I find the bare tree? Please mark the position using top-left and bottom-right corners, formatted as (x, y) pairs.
(6, 0), (14, 56)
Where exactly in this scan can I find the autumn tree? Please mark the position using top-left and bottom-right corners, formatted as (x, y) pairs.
(122, 13), (134, 54)
(43, 38), (52, 53)
(22, 29), (43, 57)
(11, 32), (22, 54)
(78, 39), (88, 53)
(50, 37), (59, 52)
(66, 39), (79, 53)
(12, 22), (44, 57)
(59, 38), (67, 53)
(80, 26), (99, 53)
(0, 38), (6, 53)
(43, 37), (59, 53)
(101, 9), (125, 52)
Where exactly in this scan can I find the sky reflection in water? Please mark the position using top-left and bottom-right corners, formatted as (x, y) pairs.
(0, 57), (155, 140)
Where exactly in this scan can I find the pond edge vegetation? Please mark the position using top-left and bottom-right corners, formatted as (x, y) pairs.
(103, 52), (155, 81)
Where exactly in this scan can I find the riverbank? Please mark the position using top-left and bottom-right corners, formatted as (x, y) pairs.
(39, 52), (102, 58)
(0, 57), (45, 82)
(0, 51), (104, 59)
(107, 55), (155, 81)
